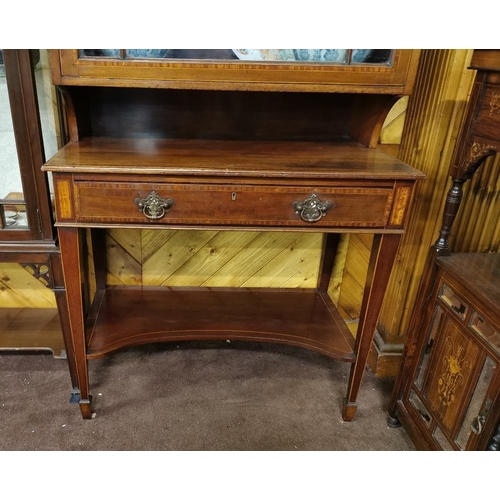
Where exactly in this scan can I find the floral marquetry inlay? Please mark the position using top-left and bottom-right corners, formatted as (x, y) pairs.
(437, 336), (472, 407)
(489, 92), (500, 115)
(467, 141), (496, 166)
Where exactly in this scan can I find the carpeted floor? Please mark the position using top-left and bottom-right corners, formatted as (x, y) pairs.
(0, 341), (415, 451)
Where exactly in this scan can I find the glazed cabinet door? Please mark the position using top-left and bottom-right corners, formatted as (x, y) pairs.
(0, 49), (59, 243)
(51, 49), (420, 94)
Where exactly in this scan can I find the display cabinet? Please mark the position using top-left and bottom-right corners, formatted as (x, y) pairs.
(395, 254), (499, 450)
(0, 49), (70, 358)
(44, 49), (424, 420)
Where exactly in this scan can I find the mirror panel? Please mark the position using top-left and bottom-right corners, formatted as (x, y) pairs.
(0, 49), (27, 229)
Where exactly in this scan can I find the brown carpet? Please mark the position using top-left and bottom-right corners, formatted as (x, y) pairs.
(0, 342), (414, 450)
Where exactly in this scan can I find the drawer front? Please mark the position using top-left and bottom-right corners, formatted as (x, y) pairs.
(73, 181), (394, 228)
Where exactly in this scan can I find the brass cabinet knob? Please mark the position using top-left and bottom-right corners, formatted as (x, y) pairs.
(292, 194), (334, 223)
(134, 191), (174, 220)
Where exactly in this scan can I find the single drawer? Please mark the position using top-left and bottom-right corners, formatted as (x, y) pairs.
(73, 181), (395, 228)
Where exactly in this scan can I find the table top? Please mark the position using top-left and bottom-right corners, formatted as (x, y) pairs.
(44, 138), (425, 181)
(437, 253), (500, 318)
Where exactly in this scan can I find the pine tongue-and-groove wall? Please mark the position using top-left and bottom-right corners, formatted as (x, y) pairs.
(103, 229), (323, 289)
(2, 50), (498, 376)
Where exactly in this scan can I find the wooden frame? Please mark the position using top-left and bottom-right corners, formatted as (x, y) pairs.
(0, 50), (69, 358)
(51, 49), (421, 94)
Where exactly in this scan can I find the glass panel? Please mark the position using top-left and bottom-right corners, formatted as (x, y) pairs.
(415, 305), (444, 390)
(0, 49), (27, 229)
(409, 390), (432, 427)
(433, 425), (455, 450)
(439, 282), (468, 319)
(470, 311), (500, 354)
(115, 49), (392, 65)
(79, 49), (121, 58)
(130, 49), (350, 63)
(455, 356), (496, 450)
(125, 49), (169, 59)
(33, 49), (60, 197)
(351, 49), (393, 64)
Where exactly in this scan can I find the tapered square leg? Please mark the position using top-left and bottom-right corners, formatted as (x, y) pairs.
(342, 399), (358, 422)
(58, 227), (93, 419)
(343, 234), (401, 420)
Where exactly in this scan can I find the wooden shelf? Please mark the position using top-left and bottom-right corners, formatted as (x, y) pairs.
(0, 308), (65, 358)
(44, 137), (425, 181)
(85, 287), (356, 361)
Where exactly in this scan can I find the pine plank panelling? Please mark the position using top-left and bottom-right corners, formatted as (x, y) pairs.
(142, 230), (218, 286)
(240, 233), (321, 288)
(453, 154), (500, 253)
(104, 229), (322, 290)
(0, 263), (56, 308)
(141, 229), (177, 262)
(374, 50), (475, 375)
(380, 96), (408, 146)
(279, 248), (323, 289)
(327, 234), (350, 307)
(108, 228), (142, 263)
(164, 231), (260, 287)
(338, 234), (372, 321)
(201, 232), (299, 287)
(106, 231), (142, 286)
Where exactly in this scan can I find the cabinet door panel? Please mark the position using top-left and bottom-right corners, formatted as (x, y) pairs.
(455, 355), (497, 449)
(422, 317), (481, 433)
(0, 49), (58, 242)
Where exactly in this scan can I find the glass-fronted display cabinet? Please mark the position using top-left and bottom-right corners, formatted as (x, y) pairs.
(0, 49), (68, 358)
(51, 49), (419, 93)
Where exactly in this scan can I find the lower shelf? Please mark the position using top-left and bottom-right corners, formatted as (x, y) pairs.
(86, 287), (356, 361)
(0, 308), (65, 358)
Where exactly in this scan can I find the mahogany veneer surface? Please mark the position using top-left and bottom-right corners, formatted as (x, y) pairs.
(44, 138), (425, 180)
(437, 253), (500, 317)
(0, 308), (63, 354)
(85, 287), (356, 361)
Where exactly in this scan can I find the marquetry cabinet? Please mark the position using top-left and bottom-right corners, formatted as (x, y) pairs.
(397, 254), (500, 450)
(0, 50), (69, 358)
(44, 49), (424, 420)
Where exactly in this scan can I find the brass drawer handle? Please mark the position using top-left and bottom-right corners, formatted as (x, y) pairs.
(292, 194), (334, 223)
(134, 191), (174, 220)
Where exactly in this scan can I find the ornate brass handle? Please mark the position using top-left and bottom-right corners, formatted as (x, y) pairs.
(292, 194), (334, 223)
(471, 415), (486, 435)
(134, 191), (174, 220)
(470, 399), (492, 435)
